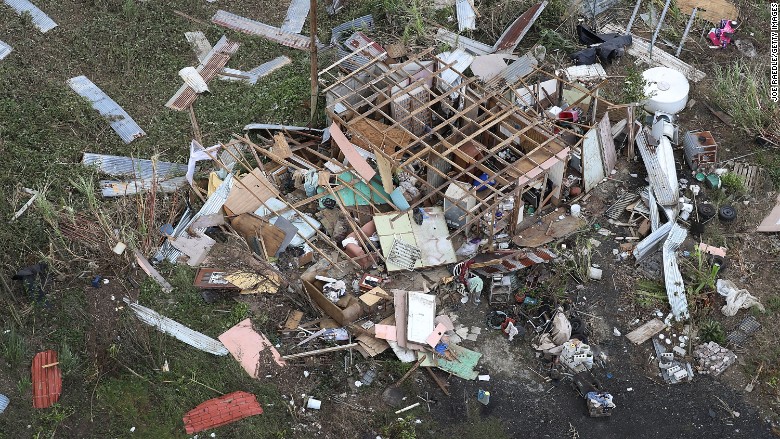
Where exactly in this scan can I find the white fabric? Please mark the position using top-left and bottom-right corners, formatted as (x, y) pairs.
(717, 279), (765, 316)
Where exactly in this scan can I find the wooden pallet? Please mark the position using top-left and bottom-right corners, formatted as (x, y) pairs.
(731, 162), (763, 190)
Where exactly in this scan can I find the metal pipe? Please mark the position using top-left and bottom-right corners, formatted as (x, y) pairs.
(675, 8), (698, 57)
(649, 0), (672, 59)
(625, 0), (642, 33)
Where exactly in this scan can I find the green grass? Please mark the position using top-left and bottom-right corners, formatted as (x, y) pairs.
(1, 327), (26, 367)
(712, 60), (778, 135)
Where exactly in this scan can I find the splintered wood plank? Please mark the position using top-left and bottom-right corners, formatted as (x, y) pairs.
(374, 151), (396, 194)
(329, 122), (377, 182)
(625, 318), (666, 344)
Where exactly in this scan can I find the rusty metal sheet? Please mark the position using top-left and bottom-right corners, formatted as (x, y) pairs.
(67, 76), (146, 144)
(598, 114), (617, 174)
(280, 0), (310, 34)
(4, 0), (56, 33)
(31, 350), (61, 408)
(211, 10), (312, 51)
(493, 1), (548, 53)
(166, 36), (239, 111)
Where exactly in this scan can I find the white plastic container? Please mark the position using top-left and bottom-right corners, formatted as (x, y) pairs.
(642, 67), (690, 114)
(307, 397), (322, 410)
(570, 204), (582, 217)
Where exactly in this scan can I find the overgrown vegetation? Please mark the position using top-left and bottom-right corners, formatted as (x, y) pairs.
(699, 319), (726, 345)
(712, 61), (779, 135)
(622, 67), (652, 104)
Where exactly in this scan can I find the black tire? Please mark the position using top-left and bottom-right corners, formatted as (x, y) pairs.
(719, 205), (737, 222)
(698, 203), (717, 220)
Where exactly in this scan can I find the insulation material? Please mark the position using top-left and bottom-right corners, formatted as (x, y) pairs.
(67, 76), (146, 144)
(219, 319), (285, 378)
(123, 298), (229, 355)
(178, 67), (209, 93)
(3, 0), (56, 32)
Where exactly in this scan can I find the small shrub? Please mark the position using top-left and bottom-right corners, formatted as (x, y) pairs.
(1, 327), (26, 366)
(699, 319), (726, 345)
(721, 172), (746, 195)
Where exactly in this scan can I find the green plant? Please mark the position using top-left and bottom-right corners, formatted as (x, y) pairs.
(17, 375), (31, 395)
(622, 67), (652, 104)
(634, 279), (666, 308)
(712, 61), (777, 134)
(1, 327), (26, 366)
(382, 416), (418, 439)
(59, 342), (80, 376)
(699, 319), (726, 344)
(721, 172), (746, 195)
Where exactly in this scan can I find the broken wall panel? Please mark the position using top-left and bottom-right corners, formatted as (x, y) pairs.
(166, 36), (240, 111)
(280, 0), (311, 34)
(67, 76), (146, 144)
(212, 10), (313, 51)
(406, 292), (435, 344)
(3, 0), (56, 33)
(582, 126), (605, 192)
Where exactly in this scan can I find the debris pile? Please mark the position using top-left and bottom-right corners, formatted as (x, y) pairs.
(693, 342), (737, 376)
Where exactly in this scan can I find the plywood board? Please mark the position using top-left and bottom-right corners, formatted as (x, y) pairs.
(356, 333), (390, 356)
(170, 232), (216, 267)
(625, 318), (666, 345)
(224, 168), (279, 215)
(757, 195), (780, 232)
(409, 207), (457, 267)
(348, 118), (413, 156)
(676, 0), (738, 23)
(407, 292), (436, 344)
(418, 344), (482, 380)
(329, 122), (376, 182)
(374, 151), (395, 194)
(230, 213), (285, 256)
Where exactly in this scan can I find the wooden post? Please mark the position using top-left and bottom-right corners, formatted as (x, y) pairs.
(309, 0), (318, 124)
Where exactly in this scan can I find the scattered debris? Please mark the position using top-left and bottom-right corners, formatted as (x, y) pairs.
(0, 40), (12, 60)
(726, 315), (761, 345)
(219, 319), (285, 378)
(717, 279), (765, 316)
(694, 342), (736, 376)
(211, 10), (315, 51)
(166, 36), (240, 111)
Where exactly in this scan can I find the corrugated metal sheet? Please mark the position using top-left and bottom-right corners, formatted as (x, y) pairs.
(0, 393), (8, 413)
(564, 64), (607, 82)
(493, 1), (547, 53)
(604, 192), (638, 220)
(485, 53), (538, 88)
(662, 223), (689, 321)
(331, 15), (374, 44)
(280, 0), (310, 34)
(633, 220), (672, 262)
(335, 46), (371, 72)
(154, 173), (235, 263)
(635, 127), (677, 206)
(3, 0), (57, 33)
(0, 40), (12, 60)
(346, 31), (386, 58)
(437, 49), (474, 89)
(99, 177), (187, 197)
(435, 29), (494, 56)
(166, 36), (240, 111)
(211, 10), (312, 51)
(247, 56), (292, 84)
(456, 0), (476, 31)
(123, 298), (229, 355)
(647, 186), (661, 231)
(67, 76), (146, 144)
(31, 350), (61, 408)
(82, 153), (187, 179)
(601, 23), (706, 82)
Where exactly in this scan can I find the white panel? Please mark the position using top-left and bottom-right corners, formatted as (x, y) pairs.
(582, 127), (605, 192)
(407, 292), (436, 344)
